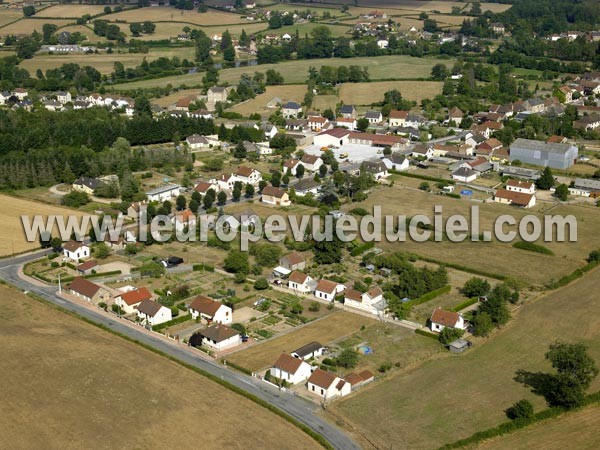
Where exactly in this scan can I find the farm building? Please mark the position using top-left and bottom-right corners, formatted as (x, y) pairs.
(509, 138), (578, 169)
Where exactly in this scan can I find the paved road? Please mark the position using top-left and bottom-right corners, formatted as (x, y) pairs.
(0, 252), (360, 450)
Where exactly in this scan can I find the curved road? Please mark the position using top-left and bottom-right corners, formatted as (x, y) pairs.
(0, 251), (360, 450)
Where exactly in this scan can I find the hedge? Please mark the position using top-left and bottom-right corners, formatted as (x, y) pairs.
(410, 253), (508, 281)
(512, 241), (554, 255)
(152, 313), (192, 332)
(407, 285), (451, 307)
(547, 260), (599, 290)
(415, 328), (439, 340)
(350, 242), (375, 256)
(389, 169), (455, 185)
(225, 360), (252, 376)
(452, 298), (478, 312)
(84, 270), (122, 279)
(193, 263), (215, 272)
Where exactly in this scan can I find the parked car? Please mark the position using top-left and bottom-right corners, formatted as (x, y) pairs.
(167, 256), (184, 267)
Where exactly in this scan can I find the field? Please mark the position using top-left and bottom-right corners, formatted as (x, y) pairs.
(34, 4), (108, 18)
(225, 311), (376, 372)
(0, 194), (86, 257)
(20, 47), (195, 74)
(339, 80), (443, 104)
(55, 24), (110, 43)
(267, 22), (352, 38)
(0, 284), (320, 449)
(473, 403), (600, 450)
(228, 84), (308, 116)
(0, 18), (73, 35)
(0, 10), (23, 28)
(108, 6), (249, 26)
(113, 54), (454, 90)
(330, 267), (600, 449)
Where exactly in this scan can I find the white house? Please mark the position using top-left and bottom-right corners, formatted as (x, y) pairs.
(282, 101), (302, 118)
(234, 166), (262, 185)
(344, 286), (384, 315)
(568, 178), (600, 197)
(189, 295), (232, 324)
(291, 341), (325, 360)
(451, 167), (478, 183)
(63, 240), (90, 262)
(506, 179), (536, 195)
(198, 324), (241, 351)
(430, 307), (467, 333)
(383, 153), (410, 171)
(307, 368), (351, 399)
(56, 91), (71, 104)
(283, 158), (302, 176)
(314, 279), (344, 302)
(146, 184), (181, 202)
(292, 178), (321, 196)
(260, 123), (278, 139)
(313, 128), (351, 148)
(300, 154), (323, 172)
(361, 161), (389, 180)
(288, 271), (314, 294)
(388, 110), (408, 127)
(186, 134), (210, 150)
(115, 286), (153, 314)
(493, 189), (536, 208)
(336, 117), (357, 130)
(307, 116), (330, 132)
(364, 110), (383, 124)
(136, 299), (172, 326)
(172, 209), (197, 232)
(261, 185), (291, 206)
(270, 353), (312, 384)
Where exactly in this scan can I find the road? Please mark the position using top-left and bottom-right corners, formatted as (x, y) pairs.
(0, 251), (360, 450)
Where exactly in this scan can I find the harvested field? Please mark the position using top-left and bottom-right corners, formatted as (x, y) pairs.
(34, 4), (107, 18)
(108, 6), (248, 26)
(225, 311), (376, 372)
(0, 285), (320, 450)
(0, 10), (24, 28)
(152, 88), (203, 107)
(339, 80), (443, 104)
(266, 22), (352, 38)
(228, 84), (307, 116)
(54, 24), (108, 43)
(0, 18), (73, 35)
(331, 267), (600, 450)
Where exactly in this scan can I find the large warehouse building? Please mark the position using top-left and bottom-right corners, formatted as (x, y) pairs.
(509, 138), (578, 170)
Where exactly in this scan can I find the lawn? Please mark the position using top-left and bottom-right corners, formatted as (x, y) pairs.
(224, 311), (376, 372)
(330, 266), (600, 449)
(265, 22), (352, 38)
(0, 10), (24, 28)
(339, 80), (443, 104)
(0, 284), (320, 449)
(34, 4), (108, 18)
(0, 18), (74, 35)
(0, 193), (86, 257)
(54, 24), (110, 43)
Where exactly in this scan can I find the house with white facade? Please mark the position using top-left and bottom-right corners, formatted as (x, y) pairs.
(270, 353), (312, 384)
(115, 287), (153, 314)
(451, 167), (478, 183)
(344, 286), (385, 315)
(261, 185), (291, 206)
(388, 110), (408, 127)
(234, 166), (262, 185)
(314, 128), (351, 148)
(189, 295), (232, 324)
(506, 179), (536, 195)
(63, 240), (90, 262)
(568, 178), (600, 197)
(307, 368), (351, 399)
(292, 341), (325, 360)
(172, 209), (197, 232)
(307, 116), (330, 132)
(282, 101), (302, 118)
(300, 154), (323, 172)
(288, 271), (314, 294)
(136, 299), (172, 326)
(314, 279), (344, 302)
(283, 158), (302, 176)
(493, 189), (536, 208)
(146, 184), (181, 202)
(186, 134), (210, 150)
(336, 117), (357, 130)
(194, 324), (241, 351)
(430, 307), (467, 333)
(383, 153), (409, 171)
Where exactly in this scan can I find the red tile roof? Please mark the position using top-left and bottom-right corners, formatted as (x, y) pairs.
(308, 368), (337, 389)
(430, 307), (461, 328)
(189, 295), (223, 316)
(120, 287), (152, 306)
(273, 353), (304, 374)
(69, 277), (102, 298)
(289, 271), (309, 284)
(316, 279), (338, 295)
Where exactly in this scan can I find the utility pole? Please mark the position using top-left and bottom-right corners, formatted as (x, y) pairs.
(58, 273), (62, 294)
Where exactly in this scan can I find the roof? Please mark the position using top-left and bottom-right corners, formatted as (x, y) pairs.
(301, 154), (321, 165)
(482, 138), (502, 149)
(189, 295), (224, 316)
(318, 128), (352, 138)
(349, 132), (407, 146)
(194, 181), (215, 193)
(76, 260), (98, 271)
(73, 177), (103, 190)
(366, 286), (383, 299)
(389, 110), (408, 119)
(146, 184), (180, 195)
(308, 116), (328, 123)
(362, 160), (387, 173)
(273, 353), (304, 374)
(510, 138), (575, 155)
(308, 368), (337, 389)
(284, 158), (300, 169)
(186, 134), (208, 144)
(448, 106), (463, 117)
(494, 188), (534, 207)
(69, 277), (101, 298)
(387, 153), (407, 164)
(119, 287), (152, 306)
(282, 252), (305, 266)
(572, 178), (600, 190)
(336, 117), (356, 123)
(345, 289), (363, 302)
(63, 240), (86, 252)
(316, 279), (338, 294)
(235, 166), (256, 177)
(546, 135), (567, 144)
(452, 167), (477, 178)
(289, 271), (309, 284)
(262, 185), (286, 198)
(136, 299), (164, 317)
(292, 341), (323, 358)
(293, 178), (320, 192)
(507, 179), (534, 190)
(430, 307), (461, 327)
(339, 105), (355, 114)
(345, 373), (364, 386)
(365, 110), (382, 119)
(358, 370), (374, 380)
(200, 323), (239, 343)
(283, 101), (301, 109)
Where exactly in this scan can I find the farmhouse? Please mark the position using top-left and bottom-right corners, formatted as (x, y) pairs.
(292, 341), (325, 360)
(136, 300), (172, 326)
(63, 240), (90, 262)
(451, 167), (478, 183)
(288, 271), (315, 294)
(282, 101), (302, 118)
(509, 138), (578, 170)
(193, 324), (241, 351)
(314, 128), (351, 147)
(382, 153), (409, 171)
(307, 369), (351, 399)
(72, 177), (104, 195)
(344, 286), (385, 315)
(186, 134), (210, 150)
(388, 110), (408, 127)
(506, 179), (536, 195)
(261, 185), (291, 206)
(430, 307), (467, 333)
(115, 287), (153, 314)
(292, 178), (321, 196)
(234, 166), (262, 185)
(300, 154), (323, 172)
(189, 295), (232, 324)
(68, 277), (110, 303)
(315, 279), (344, 302)
(270, 353), (312, 384)
(146, 184), (181, 202)
(279, 252), (306, 271)
(493, 188), (536, 208)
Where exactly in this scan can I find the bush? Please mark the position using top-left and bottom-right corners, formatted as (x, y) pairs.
(253, 278), (269, 290)
(415, 328), (439, 340)
(152, 313), (192, 332)
(230, 323), (246, 335)
(452, 298), (478, 312)
(350, 242), (375, 256)
(61, 190), (90, 208)
(513, 241), (554, 255)
(308, 301), (320, 312)
(506, 399), (534, 420)
(192, 263), (215, 272)
(378, 362), (393, 373)
(439, 327), (464, 345)
(336, 348), (359, 368)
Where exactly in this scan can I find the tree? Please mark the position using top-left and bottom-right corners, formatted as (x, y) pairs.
(271, 171), (282, 187)
(254, 278), (269, 290)
(472, 312), (494, 337)
(23, 5), (35, 17)
(423, 19), (438, 32)
(462, 277), (491, 298)
(356, 117), (369, 132)
(245, 183), (255, 198)
(418, 182), (430, 191)
(224, 250), (249, 274)
(336, 348), (359, 368)
(536, 166), (555, 190)
(505, 399), (534, 420)
(50, 237), (62, 252)
(439, 327), (464, 345)
(142, 21), (155, 34)
(431, 63), (449, 80)
(233, 141), (247, 159)
(129, 22), (143, 37)
(555, 183), (569, 201)
(252, 243), (282, 266)
(319, 164), (328, 178)
(93, 242), (111, 259)
(296, 164), (305, 179)
(175, 194), (186, 211)
(134, 95), (152, 116)
(217, 190), (227, 206)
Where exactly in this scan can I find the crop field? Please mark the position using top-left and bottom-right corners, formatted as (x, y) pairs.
(0, 194), (86, 257)
(34, 4), (108, 18)
(0, 18), (73, 35)
(0, 285), (320, 449)
(228, 84), (308, 116)
(108, 6), (249, 26)
(339, 80), (443, 104)
(225, 311), (376, 372)
(0, 10), (24, 28)
(473, 403), (600, 450)
(20, 47), (195, 74)
(331, 267), (600, 450)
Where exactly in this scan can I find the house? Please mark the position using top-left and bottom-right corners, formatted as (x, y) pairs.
(186, 134), (210, 150)
(292, 342), (325, 360)
(288, 271), (314, 294)
(13, 88), (27, 100)
(285, 119), (308, 131)
(189, 109), (213, 120)
(364, 110), (383, 124)
(307, 369), (351, 399)
(405, 113), (427, 129)
(127, 202), (147, 220)
(430, 307), (467, 333)
(344, 286), (385, 315)
(509, 138), (578, 170)
(283, 158), (302, 176)
(451, 167), (478, 183)
(68, 277), (110, 303)
(447, 107), (464, 124)
(194, 180), (218, 196)
(383, 153), (409, 171)
(261, 185), (291, 206)
(568, 178), (600, 197)
(72, 177), (104, 195)
(506, 179), (536, 195)
(282, 101), (302, 118)
(493, 189), (536, 208)
(336, 117), (357, 130)
(279, 252), (306, 271)
(44, 99), (62, 112)
(465, 156), (492, 173)
(388, 110), (408, 127)
(207, 86), (233, 105)
(56, 91), (71, 104)
(172, 209), (197, 232)
(300, 154), (323, 172)
(411, 145), (434, 160)
(115, 287), (153, 314)
(76, 260), (98, 275)
(63, 240), (90, 262)
(377, 38), (389, 49)
(292, 178), (321, 196)
(189, 295), (232, 324)
(448, 338), (472, 354)
(0, 91), (11, 105)
(146, 184), (181, 202)
(314, 128), (351, 148)
(478, 138), (503, 154)
(136, 299), (172, 326)
(234, 166), (262, 185)
(315, 279), (344, 302)
(345, 370), (375, 390)
(307, 116), (330, 132)
(260, 123), (278, 139)
(361, 161), (388, 180)
(574, 114), (600, 132)
(339, 105), (357, 119)
(193, 324), (241, 351)
(270, 353), (312, 384)
(490, 22), (505, 34)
